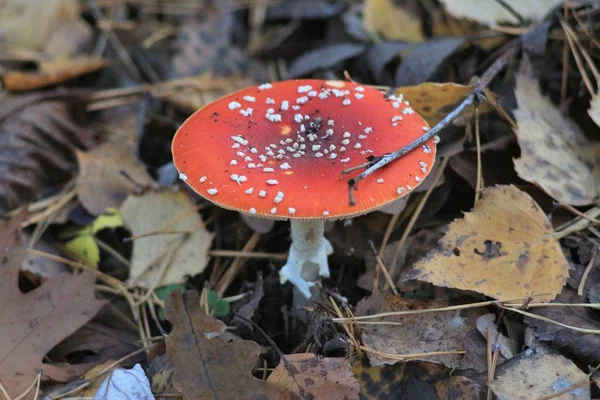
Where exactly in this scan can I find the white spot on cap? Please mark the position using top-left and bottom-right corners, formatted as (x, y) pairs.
(308, 90), (318, 97)
(340, 157), (350, 163)
(298, 85), (313, 93)
(179, 173), (188, 182)
(342, 99), (351, 106)
(266, 113), (282, 122)
(341, 139), (350, 145)
(343, 132), (351, 138)
(259, 190), (267, 197)
(240, 108), (253, 116)
(250, 148), (258, 154)
(396, 187), (405, 195)
(392, 116), (403, 122)
(407, 185), (413, 190)
(267, 179), (279, 185)
(281, 100), (289, 110)
(422, 126), (429, 131)
(433, 135), (440, 144)
(248, 163), (256, 168)
(327, 119), (334, 126)
(355, 93), (364, 99)
(228, 101), (241, 110)
(377, 178), (384, 183)
(402, 107), (414, 115)
(364, 127), (373, 134)
(245, 187), (254, 194)
(422, 145), (432, 154)
(312, 144), (321, 151)
(415, 176), (421, 182)
(274, 191), (284, 203)
(207, 188), (218, 195)
(270, 207), (277, 214)
(323, 211), (329, 216)
(230, 160), (238, 166)
(200, 176), (207, 183)
(258, 83), (272, 90)
(266, 98), (275, 104)
(354, 143), (362, 149)
(296, 96), (309, 104)
(250, 207), (257, 214)
(355, 86), (364, 92)
(288, 207), (296, 215)
(263, 167), (275, 173)
(280, 162), (292, 170)
(392, 102), (400, 108)
(292, 105), (301, 110)
(231, 135), (248, 145)
(315, 152), (324, 158)
(243, 95), (256, 102)
(294, 114), (303, 123)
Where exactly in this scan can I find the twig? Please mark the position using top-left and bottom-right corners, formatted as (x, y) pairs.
(216, 232), (260, 296)
(474, 103), (484, 204)
(346, 40), (519, 199)
(368, 240), (398, 295)
(577, 248), (598, 296)
(208, 249), (287, 260)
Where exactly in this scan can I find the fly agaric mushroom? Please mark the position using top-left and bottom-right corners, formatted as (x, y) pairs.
(172, 79), (436, 299)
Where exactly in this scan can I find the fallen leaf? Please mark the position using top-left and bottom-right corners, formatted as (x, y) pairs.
(476, 314), (520, 359)
(287, 43), (367, 78)
(93, 364), (155, 400)
(121, 190), (213, 288)
(404, 185), (570, 302)
(0, 92), (98, 214)
(395, 37), (467, 86)
(165, 290), (299, 399)
(398, 82), (495, 126)
(363, 0), (424, 42)
(366, 41), (413, 82)
(355, 292), (488, 372)
(353, 361), (480, 399)
(440, 0), (562, 26)
(3, 56), (108, 92)
(268, 354), (361, 399)
(76, 141), (154, 215)
(588, 94), (600, 128)
(266, 0), (343, 20)
(525, 288), (600, 366)
(489, 351), (590, 400)
(0, 213), (105, 399)
(513, 57), (600, 206)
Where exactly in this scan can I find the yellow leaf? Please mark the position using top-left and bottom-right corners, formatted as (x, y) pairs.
(92, 209), (124, 234)
(404, 185), (569, 302)
(363, 0), (424, 42)
(65, 234), (100, 268)
(397, 82), (496, 126)
(513, 58), (600, 206)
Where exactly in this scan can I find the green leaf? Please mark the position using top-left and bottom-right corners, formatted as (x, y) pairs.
(65, 235), (100, 267)
(155, 284), (186, 320)
(92, 209), (124, 234)
(207, 291), (230, 317)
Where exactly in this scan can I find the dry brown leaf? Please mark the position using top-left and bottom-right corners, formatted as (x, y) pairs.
(355, 292), (488, 372)
(165, 290), (299, 400)
(440, 0), (562, 26)
(76, 140), (154, 215)
(404, 185), (570, 302)
(0, 213), (105, 399)
(0, 91), (98, 214)
(0, 0), (90, 54)
(363, 0), (424, 42)
(121, 190), (212, 288)
(489, 352), (590, 400)
(3, 56), (108, 92)
(513, 58), (600, 206)
(398, 82), (495, 126)
(268, 354), (361, 399)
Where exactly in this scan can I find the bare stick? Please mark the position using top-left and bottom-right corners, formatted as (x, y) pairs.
(346, 41), (519, 198)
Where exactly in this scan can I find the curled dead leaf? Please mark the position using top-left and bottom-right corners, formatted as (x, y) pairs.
(404, 185), (570, 302)
(165, 290), (299, 400)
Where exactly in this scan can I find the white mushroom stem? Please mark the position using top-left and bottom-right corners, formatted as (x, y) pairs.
(279, 219), (333, 299)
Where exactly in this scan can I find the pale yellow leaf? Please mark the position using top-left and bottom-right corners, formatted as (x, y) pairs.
(440, 0), (562, 26)
(513, 58), (600, 206)
(490, 353), (590, 400)
(404, 185), (569, 302)
(363, 0), (424, 42)
(121, 190), (213, 288)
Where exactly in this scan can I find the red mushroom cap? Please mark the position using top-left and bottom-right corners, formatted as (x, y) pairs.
(172, 79), (436, 219)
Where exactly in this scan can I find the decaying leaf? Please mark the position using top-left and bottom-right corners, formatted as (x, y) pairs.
(0, 214), (105, 399)
(440, 0), (562, 26)
(489, 351), (590, 400)
(525, 288), (600, 366)
(398, 82), (495, 126)
(395, 37), (467, 86)
(0, 92), (98, 214)
(121, 190), (212, 288)
(363, 0), (424, 42)
(404, 185), (570, 302)
(93, 364), (154, 400)
(588, 95), (600, 128)
(287, 43), (367, 78)
(3, 56), (108, 92)
(268, 354), (361, 399)
(513, 58), (600, 206)
(76, 140), (154, 215)
(165, 290), (299, 400)
(355, 292), (488, 372)
(476, 314), (520, 359)
(353, 361), (480, 400)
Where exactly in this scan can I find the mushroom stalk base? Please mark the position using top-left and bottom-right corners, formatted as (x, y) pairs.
(279, 220), (333, 299)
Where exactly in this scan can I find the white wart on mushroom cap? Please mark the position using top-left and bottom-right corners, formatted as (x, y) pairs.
(172, 79), (437, 219)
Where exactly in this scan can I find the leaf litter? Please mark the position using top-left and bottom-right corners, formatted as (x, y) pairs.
(2, 1), (600, 399)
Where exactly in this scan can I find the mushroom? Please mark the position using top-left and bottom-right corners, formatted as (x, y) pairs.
(172, 79), (437, 300)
